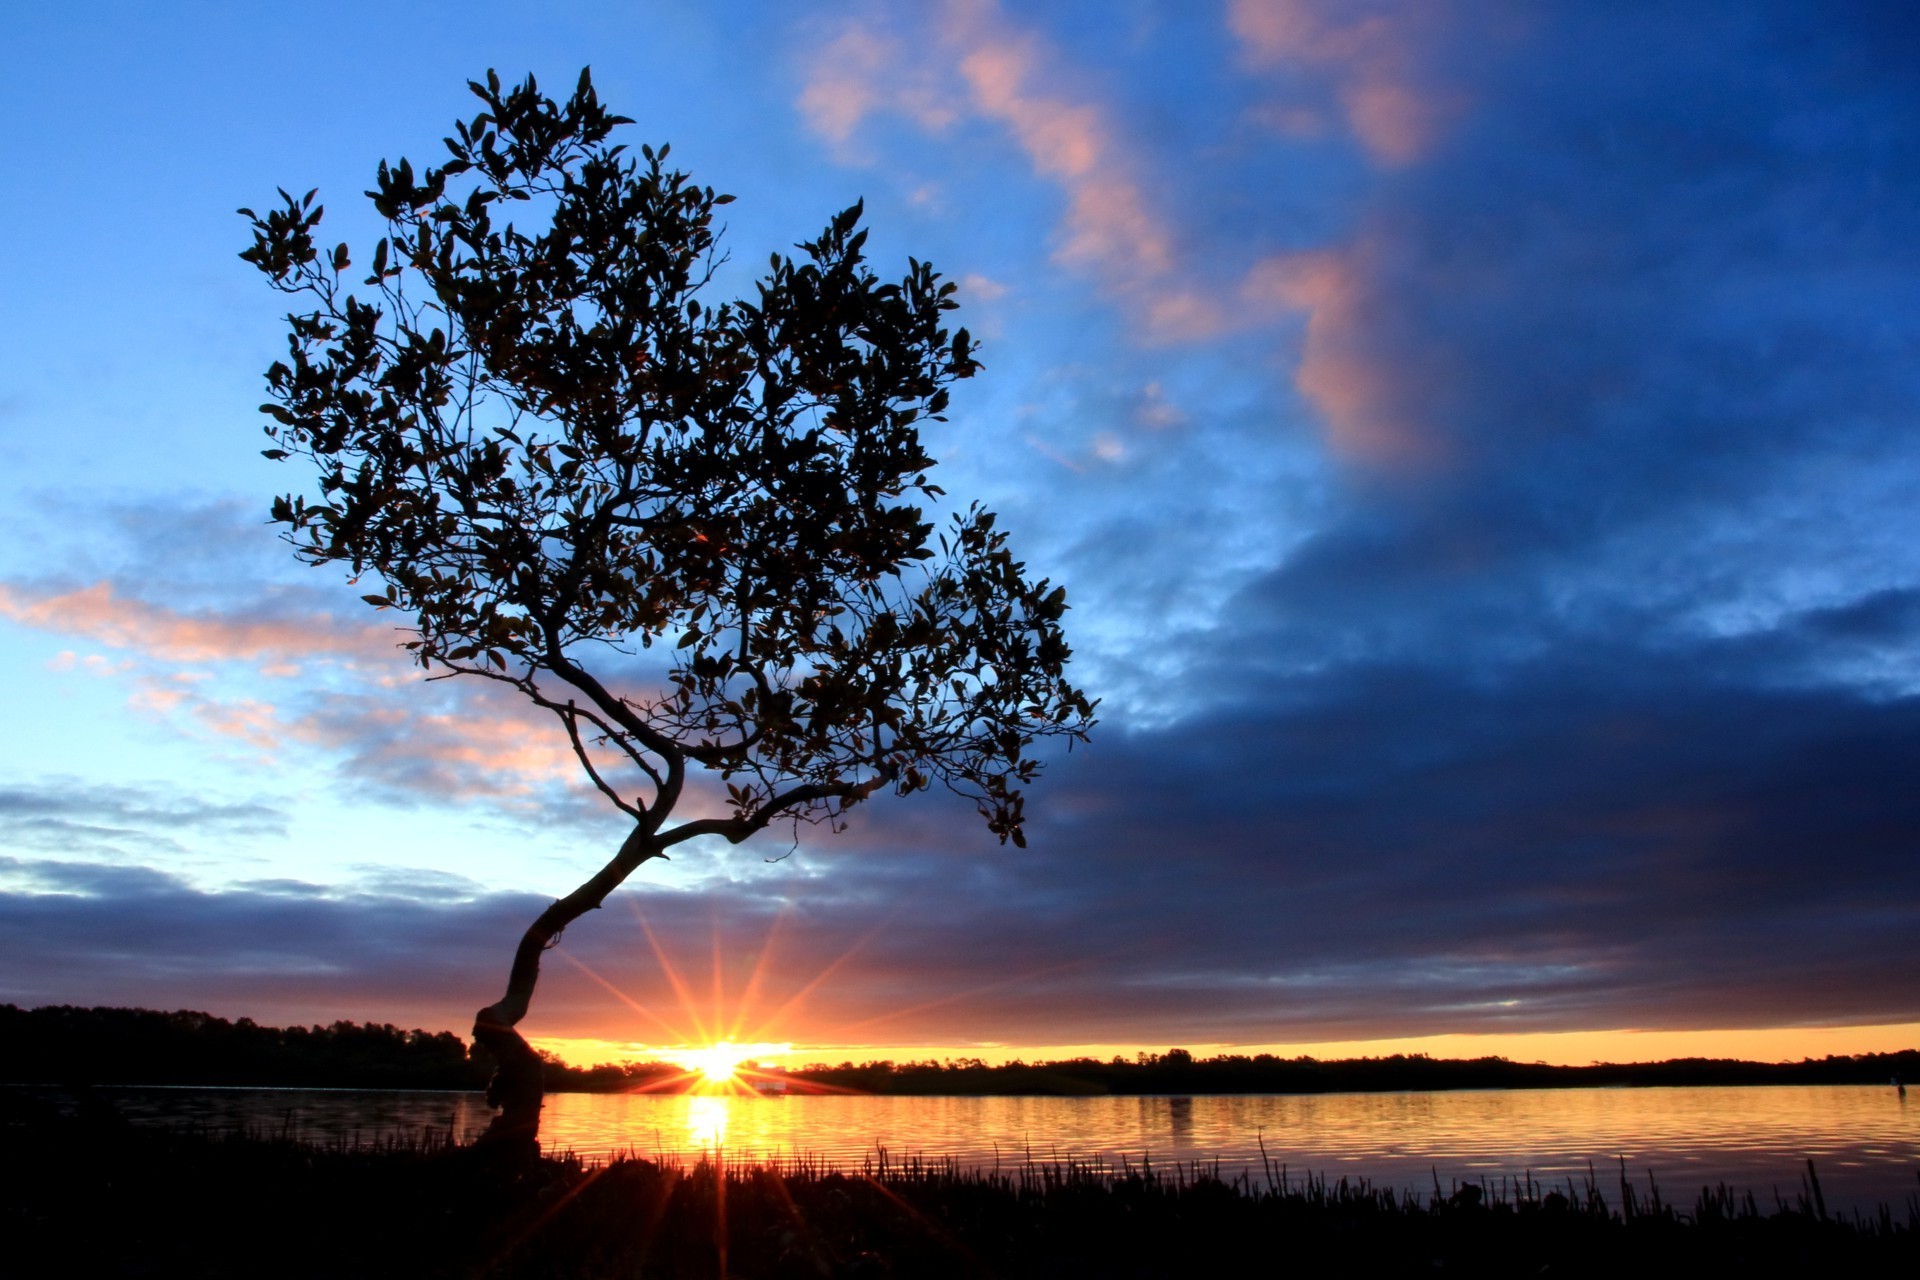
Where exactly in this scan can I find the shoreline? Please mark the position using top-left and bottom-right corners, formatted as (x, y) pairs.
(4, 1116), (1914, 1278)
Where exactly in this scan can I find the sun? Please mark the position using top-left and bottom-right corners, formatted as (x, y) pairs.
(686, 1042), (748, 1084)
(661, 1040), (792, 1091)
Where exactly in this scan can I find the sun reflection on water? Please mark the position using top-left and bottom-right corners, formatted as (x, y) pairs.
(687, 1095), (730, 1149)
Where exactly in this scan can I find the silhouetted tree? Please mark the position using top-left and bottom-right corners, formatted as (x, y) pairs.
(241, 70), (1094, 1153)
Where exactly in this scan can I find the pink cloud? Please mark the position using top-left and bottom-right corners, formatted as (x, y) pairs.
(943, 7), (1199, 325)
(0, 581), (398, 668)
(1227, 0), (1468, 167)
(291, 692), (582, 800)
(1244, 246), (1452, 469)
(798, 2), (1229, 343)
(191, 697), (283, 754)
(1, 578), (595, 802)
(120, 661), (590, 801)
(796, 24), (962, 152)
(959, 272), (1008, 301)
(790, 5), (1489, 468)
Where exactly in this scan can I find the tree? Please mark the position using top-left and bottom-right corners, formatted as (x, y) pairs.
(240, 70), (1095, 1152)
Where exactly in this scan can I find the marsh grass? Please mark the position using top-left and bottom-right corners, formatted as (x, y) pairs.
(3, 1096), (1915, 1278)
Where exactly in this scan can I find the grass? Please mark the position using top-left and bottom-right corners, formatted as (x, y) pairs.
(4, 1096), (1916, 1277)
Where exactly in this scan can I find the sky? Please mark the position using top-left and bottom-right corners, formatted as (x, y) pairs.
(2, 0), (1918, 1069)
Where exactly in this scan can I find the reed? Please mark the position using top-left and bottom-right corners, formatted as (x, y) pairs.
(3, 1109), (1914, 1278)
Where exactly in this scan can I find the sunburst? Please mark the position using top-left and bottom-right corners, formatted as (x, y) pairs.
(669, 1040), (792, 1091)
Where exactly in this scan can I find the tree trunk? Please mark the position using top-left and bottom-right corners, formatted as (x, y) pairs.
(471, 1011), (545, 1161)
(472, 822), (660, 1158)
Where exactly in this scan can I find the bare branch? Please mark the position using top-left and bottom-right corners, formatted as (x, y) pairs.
(555, 700), (644, 820)
(658, 765), (895, 850)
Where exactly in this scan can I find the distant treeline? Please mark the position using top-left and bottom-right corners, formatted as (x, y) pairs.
(0, 1005), (488, 1090)
(0, 1005), (700, 1092)
(788, 1046), (1920, 1096)
(4, 1006), (1916, 1096)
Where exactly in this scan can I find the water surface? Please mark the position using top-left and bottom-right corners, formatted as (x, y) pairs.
(60, 1083), (1920, 1213)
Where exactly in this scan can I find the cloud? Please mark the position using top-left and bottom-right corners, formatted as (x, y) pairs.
(0, 780), (287, 861)
(1243, 245), (1448, 468)
(0, 857), (539, 1028)
(796, 23), (962, 152)
(1, 576), (602, 812)
(285, 688), (586, 805)
(1227, 0), (1484, 166)
(0, 499), (608, 812)
(9, 618), (1920, 1052)
(0, 581), (399, 670)
(746, 2), (1920, 1046)
(798, 2), (1230, 342)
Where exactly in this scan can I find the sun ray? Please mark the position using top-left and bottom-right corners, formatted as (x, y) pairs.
(710, 909), (727, 1053)
(722, 905), (794, 1044)
(628, 898), (717, 1047)
(717, 916), (895, 1047)
(555, 887), (1134, 1094)
(555, 948), (697, 1044)
(854, 1170), (980, 1264)
(811, 951), (1112, 1042)
(748, 1163), (834, 1273)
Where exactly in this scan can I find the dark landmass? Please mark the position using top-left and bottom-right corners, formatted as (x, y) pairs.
(791, 1047), (1920, 1097)
(0, 1004), (492, 1090)
(5, 1005), (1917, 1097)
(2, 1106), (1912, 1279)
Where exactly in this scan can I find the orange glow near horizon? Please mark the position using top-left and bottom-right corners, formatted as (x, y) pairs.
(530, 1021), (1920, 1073)
(527, 896), (1919, 1080)
(540, 897), (853, 1095)
(659, 1041), (795, 1088)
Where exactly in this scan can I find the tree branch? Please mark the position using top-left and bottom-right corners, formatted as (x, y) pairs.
(658, 765), (895, 849)
(477, 820), (667, 1031)
(555, 700), (645, 820)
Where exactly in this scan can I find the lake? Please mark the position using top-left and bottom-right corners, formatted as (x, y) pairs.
(45, 1083), (1920, 1214)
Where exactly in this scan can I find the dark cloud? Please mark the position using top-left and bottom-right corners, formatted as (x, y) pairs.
(4, 608), (1917, 1048)
(0, 858), (532, 1028)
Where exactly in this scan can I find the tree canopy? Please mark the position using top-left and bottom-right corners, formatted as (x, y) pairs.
(240, 69), (1094, 850)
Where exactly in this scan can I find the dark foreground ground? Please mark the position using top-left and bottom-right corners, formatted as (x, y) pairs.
(5, 1098), (1916, 1278)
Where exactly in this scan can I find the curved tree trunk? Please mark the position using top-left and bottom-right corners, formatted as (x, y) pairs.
(472, 823), (661, 1159)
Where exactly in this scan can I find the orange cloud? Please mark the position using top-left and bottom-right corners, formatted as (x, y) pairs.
(1228, 0), (1465, 167)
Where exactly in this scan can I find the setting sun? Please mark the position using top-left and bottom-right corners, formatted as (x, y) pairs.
(688, 1043), (746, 1083)
(659, 1041), (794, 1091)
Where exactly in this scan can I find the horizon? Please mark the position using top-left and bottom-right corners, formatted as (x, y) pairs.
(530, 1024), (1920, 1072)
(3, 3), (1918, 1069)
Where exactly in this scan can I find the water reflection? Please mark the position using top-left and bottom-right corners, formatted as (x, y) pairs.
(1170, 1095), (1193, 1146)
(687, 1095), (729, 1149)
(539, 1083), (1920, 1210)
(39, 1083), (1919, 1212)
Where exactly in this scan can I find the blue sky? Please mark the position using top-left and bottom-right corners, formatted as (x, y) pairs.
(3, 0), (1918, 1065)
